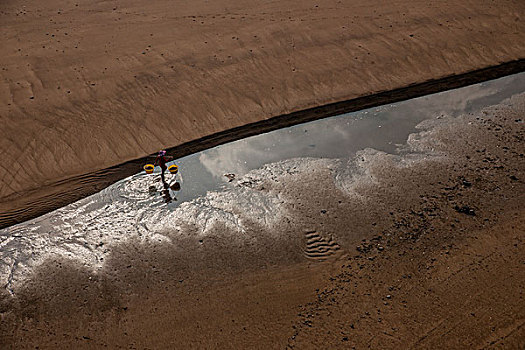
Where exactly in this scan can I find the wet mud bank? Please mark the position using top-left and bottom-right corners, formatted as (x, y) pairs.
(1, 91), (524, 348)
(2, 59), (524, 229)
(289, 120), (525, 348)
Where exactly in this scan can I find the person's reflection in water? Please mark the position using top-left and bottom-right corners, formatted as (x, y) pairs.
(162, 189), (173, 203)
(161, 178), (174, 203)
(160, 176), (182, 204)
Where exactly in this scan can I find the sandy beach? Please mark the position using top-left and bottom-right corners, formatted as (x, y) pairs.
(1, 0), (525, 349)
(1, 0), (525, 226)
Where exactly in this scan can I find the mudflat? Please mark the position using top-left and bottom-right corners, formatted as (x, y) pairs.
(1, 0), (525, 226)
(1, 90), (524, 347)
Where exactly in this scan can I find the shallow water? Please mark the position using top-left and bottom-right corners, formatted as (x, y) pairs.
(1, 72), (524, 292)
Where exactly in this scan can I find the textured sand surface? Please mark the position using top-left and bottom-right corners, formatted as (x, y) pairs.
(1, 0), (525, 226)
(1, 88), (523, 348)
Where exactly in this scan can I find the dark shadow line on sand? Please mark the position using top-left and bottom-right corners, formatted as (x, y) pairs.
(1, 59), (524, 229)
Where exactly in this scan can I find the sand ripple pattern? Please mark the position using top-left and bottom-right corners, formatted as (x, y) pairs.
(304, 231), (340, 261)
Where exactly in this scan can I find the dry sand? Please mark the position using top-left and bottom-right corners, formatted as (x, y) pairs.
(1, 0), (525, 226)
(1, 90), (524, 347)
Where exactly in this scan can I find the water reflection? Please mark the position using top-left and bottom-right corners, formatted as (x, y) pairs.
(0, 72), (524, 291)
(147, 173), (181, 204)
(162, 176), (181, 204)
(176, 72), (525, 202)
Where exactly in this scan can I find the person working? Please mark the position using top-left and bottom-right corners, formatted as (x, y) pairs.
(154, 150), (173, 182)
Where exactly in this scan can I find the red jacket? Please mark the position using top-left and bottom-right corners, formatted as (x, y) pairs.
(154, 155), (168, 169)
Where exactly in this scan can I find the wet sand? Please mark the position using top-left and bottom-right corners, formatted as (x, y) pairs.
(1, 0), (525, 227)
(1, 93), (524, 347)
